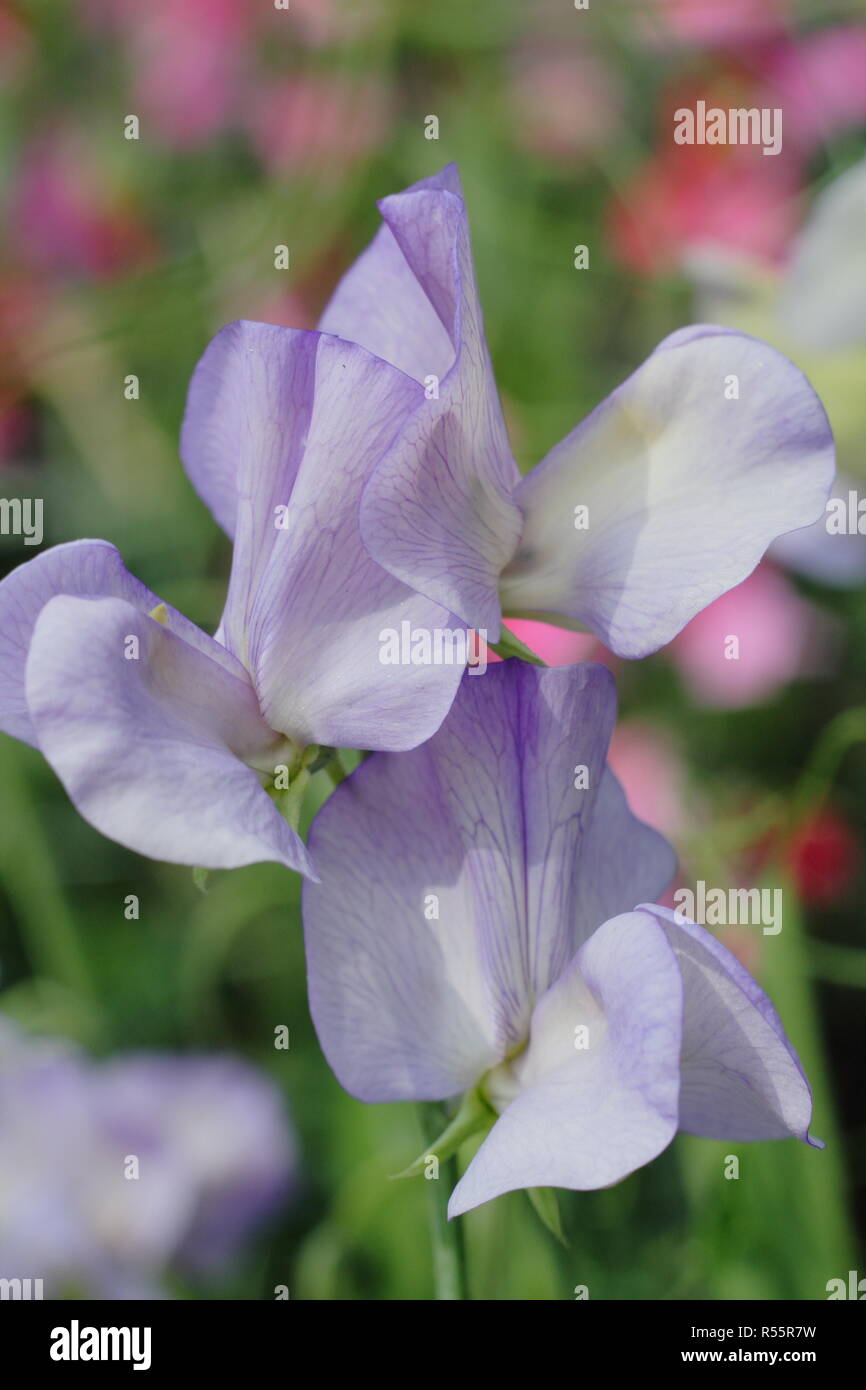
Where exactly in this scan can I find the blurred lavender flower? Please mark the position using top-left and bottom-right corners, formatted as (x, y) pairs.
(0, 324), (462, 874)
(302, 662), (818, 1217)
(0, 1018), (295, 1298)
(322, 167), (834, 656)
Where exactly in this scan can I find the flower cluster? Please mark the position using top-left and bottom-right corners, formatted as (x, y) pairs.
(0, 167), (831, 1220)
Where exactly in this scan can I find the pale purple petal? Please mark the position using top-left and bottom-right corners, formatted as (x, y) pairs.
(338, 167), (522, 639)
(318, 165), (459, 385)
(0, 539), (245, 749)
(303, 662), (673, 1101)
(637, 903), (818, 1144)
(449, 912), (682, 1215)
(25, 595), (314, 875)
(500, 326), (835, 657)
(181, 321), (463, 751)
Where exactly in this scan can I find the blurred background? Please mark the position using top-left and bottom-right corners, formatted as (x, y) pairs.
(1, 0), (865, 1300)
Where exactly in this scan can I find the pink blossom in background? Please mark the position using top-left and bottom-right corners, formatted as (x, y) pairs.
(247, 74), (389, 175)
(759, 27), (866, 156)
(82, 0), (250, 147)
(485, 619), (600, 667)
(11, 133), (155, 279)
(668, 562), (832, 709)
(610, 147), (797, 273)
(638, 0), (791, 48)
(607, 721), (687, 838)
(510, 46), (624, 163)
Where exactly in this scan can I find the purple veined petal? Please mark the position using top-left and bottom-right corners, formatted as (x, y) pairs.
(327, 166), (522, 640)
(25, 594), (315, 876)
(318, 164), (461, 385)
(0, 539), (247, 749)
(302, 661), (675, 1102)
(777, 156), (866, 353)
(238, 330), (465, 751)
(181, 321), (464, 751)
(636, 903), (819, 1145)
(449, 911), (683, 1217)
(499, 326), (835, 658)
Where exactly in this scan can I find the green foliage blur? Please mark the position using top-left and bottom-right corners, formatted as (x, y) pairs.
(0, 0), (864, 1299)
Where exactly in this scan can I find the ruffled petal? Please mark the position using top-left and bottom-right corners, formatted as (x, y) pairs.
(449, 911), (682, 1215)
(181, 321), (464, 751)
(637, 904), (818, 1144)
(26, 595), (314, 875)
(0, 539), (244, 749)
(500, 326), (834, 657)
(302, 663), (674, 1101)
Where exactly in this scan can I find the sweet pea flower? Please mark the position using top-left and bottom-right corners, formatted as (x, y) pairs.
(303, 662), (818, 1216)
(0, 323), (463, 874)
(0, 1019), (295, 1298)
(321, 166), (834, 656)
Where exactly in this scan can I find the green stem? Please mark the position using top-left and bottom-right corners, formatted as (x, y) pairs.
(0, 743), (103, 1036)
(417, 1102), (469, 1300)
(790, 707), (866, 826)
(326, 756), (347, 788)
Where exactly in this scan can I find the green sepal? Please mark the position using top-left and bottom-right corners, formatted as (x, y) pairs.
(489, 628), (545, 666)
(192, 866), (210, 895)
(526, 1186), (568, 1246)
(306, 745), (335, 776)
(392, 1087), (495, 1179)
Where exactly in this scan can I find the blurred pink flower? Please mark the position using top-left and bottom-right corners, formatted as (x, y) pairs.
(247, 74), (389, 175)
(760, 27), (866, 155)
(82, 0), (250, 147)
(607, 721), (687, 838)
(486, 618), (600, 667)
(639, 0), (791, 48)
(11, 133), (155, 279)
(510, 47), (623, 163)
(669, 562), (831, 708)
(610, 147), (797, 272)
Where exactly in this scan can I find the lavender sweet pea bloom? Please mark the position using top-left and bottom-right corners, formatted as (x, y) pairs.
(0, 325), (463, 873)
(302, 662), (818, 1217)
(0, 1018), (295, 1298)
(321, 165), (835, 654)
